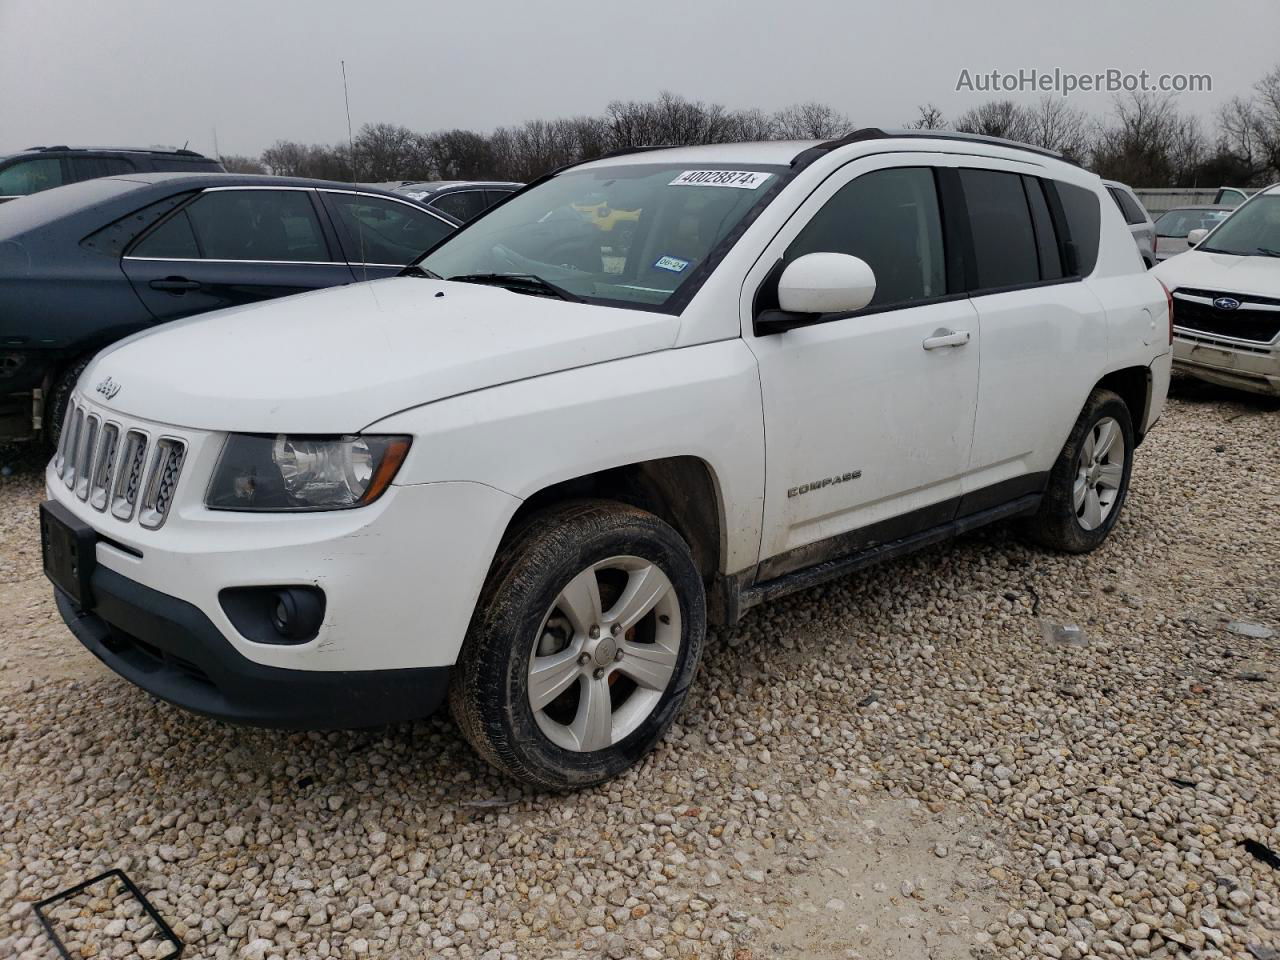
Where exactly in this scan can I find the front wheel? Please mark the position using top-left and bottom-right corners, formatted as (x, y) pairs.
(1025, 389), (1134, 553)
(450, 500), (706, 789)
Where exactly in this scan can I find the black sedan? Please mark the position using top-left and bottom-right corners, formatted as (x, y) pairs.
(0, 173), (457, 441)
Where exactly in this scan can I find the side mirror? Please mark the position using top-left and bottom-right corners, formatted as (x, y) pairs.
(1186, 228), (1209, 247)
(776, 252), (876, 315)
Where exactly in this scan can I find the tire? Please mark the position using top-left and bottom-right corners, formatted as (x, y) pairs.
(45, 356), (92, 447)
(450, 499), (706, 790)
(1025, 389), (1135, 554)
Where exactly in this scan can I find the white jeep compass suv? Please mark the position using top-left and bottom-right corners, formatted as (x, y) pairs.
(43, 130), (1172, 789)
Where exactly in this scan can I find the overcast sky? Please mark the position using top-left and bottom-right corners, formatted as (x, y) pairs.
(2, 0), (1277, 158)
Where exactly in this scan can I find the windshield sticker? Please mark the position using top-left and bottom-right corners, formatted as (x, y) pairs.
(654, 255), (691, 273)
(669, 170), (771, 189)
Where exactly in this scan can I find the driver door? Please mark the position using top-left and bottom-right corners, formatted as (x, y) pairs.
(742, 156), (981, 572)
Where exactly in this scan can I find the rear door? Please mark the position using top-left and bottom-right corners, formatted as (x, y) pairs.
(318, 190), (456, 278)
(121, 186), (354, 322)
(961, 166), (1109, 493)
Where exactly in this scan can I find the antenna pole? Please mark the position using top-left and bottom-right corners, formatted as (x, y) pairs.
(340, 60), (368, 278)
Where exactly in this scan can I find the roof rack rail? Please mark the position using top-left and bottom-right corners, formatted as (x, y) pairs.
(791, 128), (1073, 170)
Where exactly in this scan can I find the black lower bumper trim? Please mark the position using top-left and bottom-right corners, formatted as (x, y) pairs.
(55, 565), (450, 730)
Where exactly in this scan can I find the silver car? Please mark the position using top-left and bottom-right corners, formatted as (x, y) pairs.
(1103, 179), (1156, 268)
(1153, 205), (1234, 261)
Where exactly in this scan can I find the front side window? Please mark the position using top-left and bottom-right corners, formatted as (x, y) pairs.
(418, 164), (784, 309)
(133, 189), (331, 262)
(327, 193), (453, 265)
(0, 157), (64, 197)
(430, 190), (491, 222)
(1196, 195), (1280, 257)
(784, 167), (946, 310)
(960, 169), (1040, 290)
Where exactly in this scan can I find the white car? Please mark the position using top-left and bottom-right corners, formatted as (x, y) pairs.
(1153, 183), (1280, 396)
(42, 130), (1172, 788)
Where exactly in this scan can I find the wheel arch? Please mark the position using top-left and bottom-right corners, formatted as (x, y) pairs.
(500, 456), (731, 621)
(1094, 365), (1152, 444)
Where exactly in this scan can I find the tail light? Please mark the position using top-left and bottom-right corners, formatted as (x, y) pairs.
(1158, 279), (1174, 345)
(1152, 235), (1158, 258)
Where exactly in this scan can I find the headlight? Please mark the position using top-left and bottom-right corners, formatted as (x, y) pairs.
(206, 434), (411, 511)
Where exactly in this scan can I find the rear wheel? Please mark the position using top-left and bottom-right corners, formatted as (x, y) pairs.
(450, 500), (706, 789)
(1025, 389), (1134, 553)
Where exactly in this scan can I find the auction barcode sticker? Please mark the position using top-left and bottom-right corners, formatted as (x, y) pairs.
(669, 170), (771, 189)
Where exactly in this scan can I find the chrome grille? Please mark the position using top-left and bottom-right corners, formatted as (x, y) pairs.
(139, 439), (186, 529)
(62, 407), (85, 489)
(89, 423), (120, 511)
(111, 431), (149, 522)
(57, 395), (190, 531)
(75, 415), (99, 500)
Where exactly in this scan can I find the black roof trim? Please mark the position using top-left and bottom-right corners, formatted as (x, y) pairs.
(791, 128), (1074, 170)
(18, 145), (212, 158)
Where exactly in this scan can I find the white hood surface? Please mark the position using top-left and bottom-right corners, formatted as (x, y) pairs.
(1153, 249), (1280, 299)
(86, 278), (679, 433)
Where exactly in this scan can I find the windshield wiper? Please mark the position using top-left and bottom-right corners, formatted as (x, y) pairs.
(447, 272), (582, 303)
(1256, 247), (1280, 258)
(402, 264), (441, 279)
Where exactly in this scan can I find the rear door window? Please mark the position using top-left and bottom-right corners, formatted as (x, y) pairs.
(430, 190), (491, 222)
(131, 189), (332, 262)
(66, 156), (137, 182)
(959, 169), (1040, 290)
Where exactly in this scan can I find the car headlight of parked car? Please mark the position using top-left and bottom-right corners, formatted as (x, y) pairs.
(207, 435), (411, 511)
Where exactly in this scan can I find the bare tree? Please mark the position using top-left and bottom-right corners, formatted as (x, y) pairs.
(1092, 93), (1193, 186)
(218, 154), (266, 174)
(352, 123), (432, 182)
(953, 100), (1033, 142)
(1023, 96), (1091, 161)
(904, 103), (947, 130)
(772, 102), (850, 139)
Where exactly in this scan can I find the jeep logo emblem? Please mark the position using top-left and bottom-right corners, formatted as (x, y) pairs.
(96, 377), (122, 400)
(1212, 297), (1241, 311)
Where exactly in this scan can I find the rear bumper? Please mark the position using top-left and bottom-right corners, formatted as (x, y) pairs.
(1173, 335), (1280, 396)
(55, 565), (450, 729)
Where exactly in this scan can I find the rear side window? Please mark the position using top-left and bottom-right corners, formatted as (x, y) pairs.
(784, 167), (946, 310)
(131, 189), (331, 262)
(148, 157), (224, 173)
(959, 169), (1040, 290)
(1055, 182), (1101, 276)
(430, 190), (490, 222)
(66, 156), (137, 183)
(1108, 187), (1147, 225)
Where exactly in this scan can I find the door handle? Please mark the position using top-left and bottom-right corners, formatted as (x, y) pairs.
(149, 277), (201, 293)
(922, 328), (971, 350)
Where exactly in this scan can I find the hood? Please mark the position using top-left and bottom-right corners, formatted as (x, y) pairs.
(85, 277), (679, 433)
(1152, 249), (1280, 299)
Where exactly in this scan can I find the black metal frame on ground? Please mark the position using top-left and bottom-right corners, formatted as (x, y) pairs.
(32, 868), (183, 960)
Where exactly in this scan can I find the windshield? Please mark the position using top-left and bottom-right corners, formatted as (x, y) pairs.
(1198, 195), (1280, 256)
(416, 163), (785, 309)
(1155, 208), (1231, 238)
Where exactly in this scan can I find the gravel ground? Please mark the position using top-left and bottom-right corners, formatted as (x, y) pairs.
(1, 378), (1278, 960)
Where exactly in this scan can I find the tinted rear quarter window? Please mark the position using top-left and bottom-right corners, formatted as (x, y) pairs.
(959, 169), (1040, 290)
(1055, 182), (1101, 276)
(430, 190), (490, 222)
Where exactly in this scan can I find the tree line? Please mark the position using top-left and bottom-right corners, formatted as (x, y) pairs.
(219, 63), (1280, 189)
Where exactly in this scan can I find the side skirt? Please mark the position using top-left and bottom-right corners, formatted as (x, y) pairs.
(719, 490), (1043, 622)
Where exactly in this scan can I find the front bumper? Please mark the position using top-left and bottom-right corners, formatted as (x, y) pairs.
(1173, 334), (1280, 396)
(55, 565), (451, 729)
